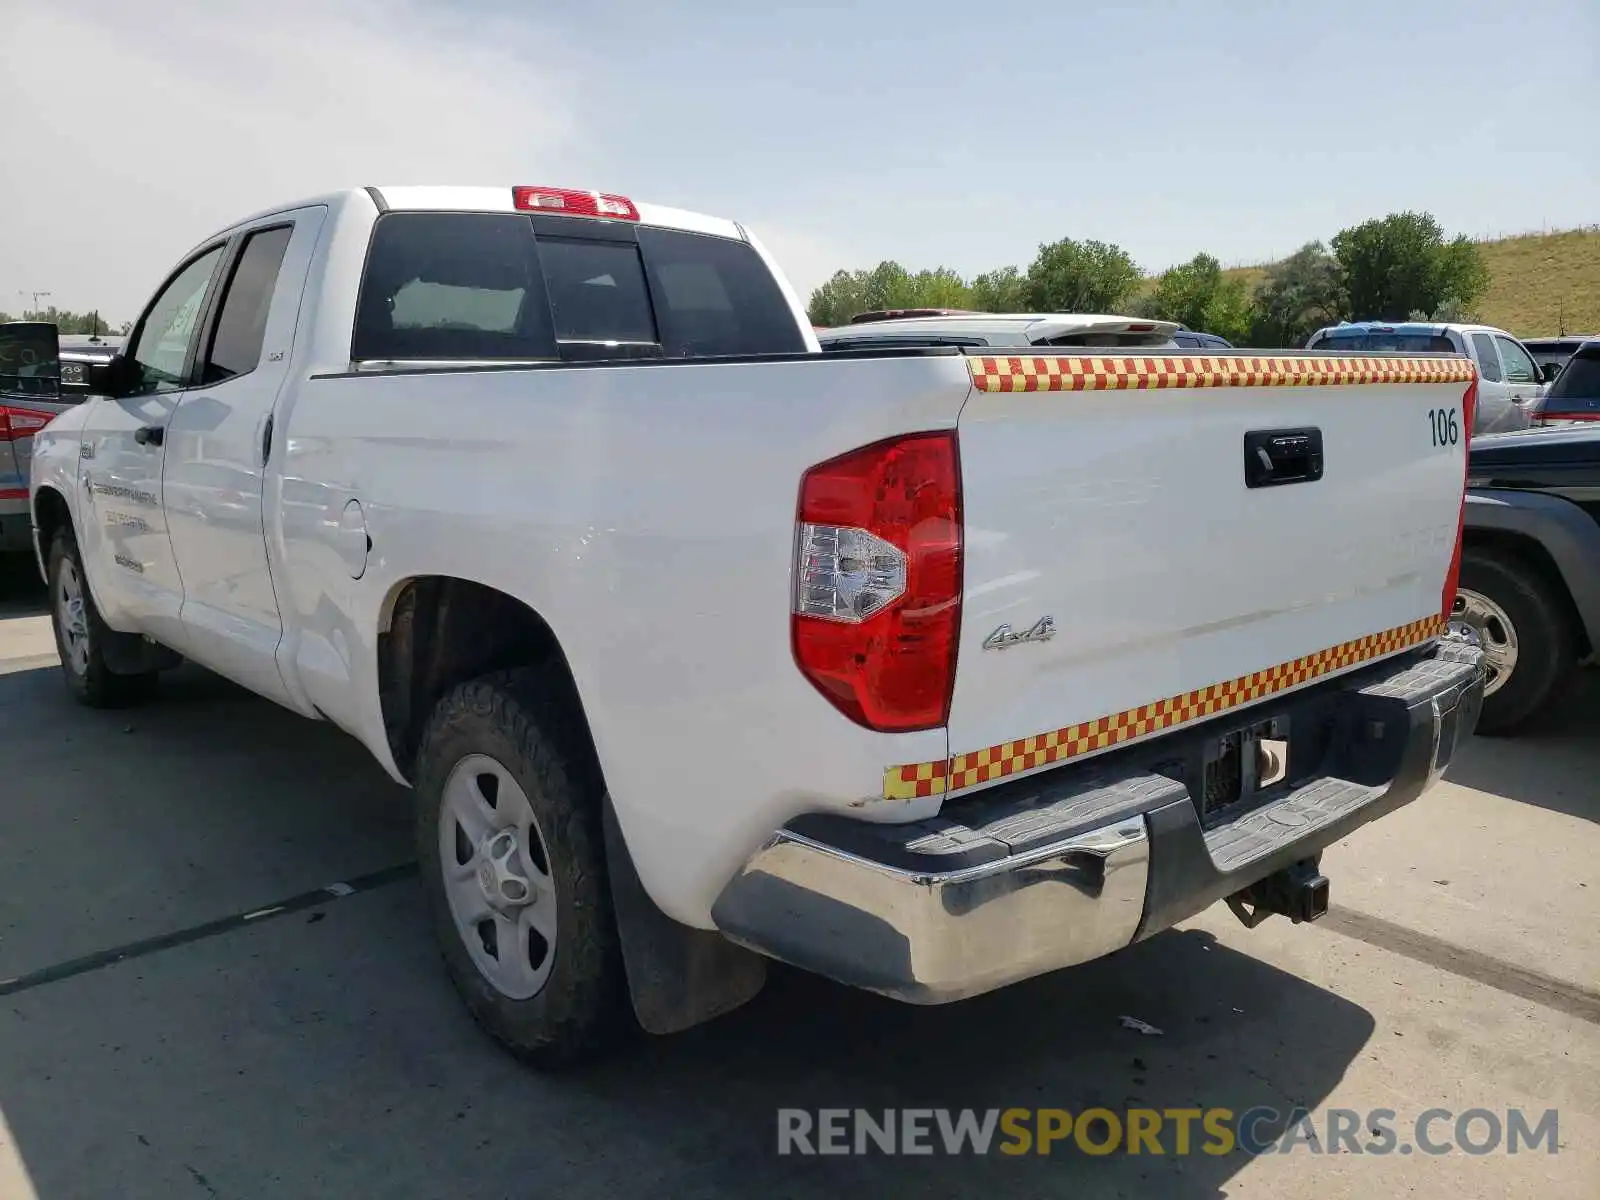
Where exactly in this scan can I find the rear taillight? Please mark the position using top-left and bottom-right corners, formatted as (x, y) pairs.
(1440, 378), (1478, 623)
(791, 432), (963, 731)
(0, 405), (54, 442)
(511, 185), (639, 221)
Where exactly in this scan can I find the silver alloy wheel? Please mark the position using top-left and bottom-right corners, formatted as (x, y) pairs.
(438, 754), (559, 1000)
(1450, 588), (1519, 697)
(56, 556), (91, 677)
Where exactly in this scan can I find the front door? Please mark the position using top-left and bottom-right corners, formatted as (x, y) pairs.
(1467, 331), (1515, 434)
(1493, 335), (1542, 429)
(162, 208), (327, 706)
(78, 244), (227, 646)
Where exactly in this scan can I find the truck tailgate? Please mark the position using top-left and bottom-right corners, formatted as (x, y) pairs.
(933, 352), (1476, 796)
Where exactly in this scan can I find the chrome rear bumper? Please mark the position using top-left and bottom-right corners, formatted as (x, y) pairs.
(712, 638), (1484, 1004)
(716, 814), (1150, 1004)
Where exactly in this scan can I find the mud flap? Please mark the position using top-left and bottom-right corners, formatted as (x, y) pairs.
(601, 798), (767, 1035)
(100, 630), (181, 675)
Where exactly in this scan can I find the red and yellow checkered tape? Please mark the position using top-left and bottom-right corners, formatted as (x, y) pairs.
(967, 354), (1476, 393)
(883, 614), (1445, 800)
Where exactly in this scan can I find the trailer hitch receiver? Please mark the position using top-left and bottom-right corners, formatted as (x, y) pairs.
(1225, 858), (1330, 928)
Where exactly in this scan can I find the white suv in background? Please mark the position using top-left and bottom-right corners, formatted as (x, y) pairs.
(1305, 322), (1548, 433)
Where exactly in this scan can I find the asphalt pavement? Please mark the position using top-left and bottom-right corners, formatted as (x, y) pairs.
(1, 559), (1596, 1199)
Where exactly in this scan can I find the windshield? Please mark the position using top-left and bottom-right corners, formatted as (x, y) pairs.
(1312, 331), (1457, 353)
(1543, 348), (1600, 407)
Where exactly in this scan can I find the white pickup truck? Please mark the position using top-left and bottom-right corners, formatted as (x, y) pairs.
(28, 185), (1486, 1066)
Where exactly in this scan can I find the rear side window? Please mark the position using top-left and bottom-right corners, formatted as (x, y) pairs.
(353, 213), (555, 362)
(637, 227), (805, 357)
(1544, 347), (1600, 406)
(203, 225), (293, 384)
(1471, 333), (1503, 382)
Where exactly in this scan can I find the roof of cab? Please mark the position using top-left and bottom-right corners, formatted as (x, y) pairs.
(1309, 319), (1504, 338)
(195, 186), (745, 252)
(819, 313), (1181, 343)
(370, 187), (745, 241)
(1317, 321), (1452, 334)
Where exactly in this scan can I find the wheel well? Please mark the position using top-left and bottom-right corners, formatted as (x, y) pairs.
(1462, 528), (1591, 658)
(377, 577), (598, 784)
(32, 486), (70, 566)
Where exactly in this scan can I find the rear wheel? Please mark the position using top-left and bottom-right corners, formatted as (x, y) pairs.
(47, 530), (157, 708)
(414, 669), (627, 1067)
(1452, 547), (1576, 734)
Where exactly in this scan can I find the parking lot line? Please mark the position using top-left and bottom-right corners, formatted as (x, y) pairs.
(1317, 906), (1600, 1023)
(0, 861), (417, 999)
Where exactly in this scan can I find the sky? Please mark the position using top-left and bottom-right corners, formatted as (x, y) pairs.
(2, 0), (1596, 321)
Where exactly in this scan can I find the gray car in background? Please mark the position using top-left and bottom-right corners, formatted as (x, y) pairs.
(1523, 334), (1597, 380)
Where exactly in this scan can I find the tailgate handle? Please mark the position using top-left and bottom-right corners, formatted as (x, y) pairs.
(1244, 428), (1322, 489)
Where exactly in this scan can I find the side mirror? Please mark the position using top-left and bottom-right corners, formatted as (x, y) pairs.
(87, 355), (135, 397)
(1541, 362), (1562, 383)
(0, 321), (62, 398)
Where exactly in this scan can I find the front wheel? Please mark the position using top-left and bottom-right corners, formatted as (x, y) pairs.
(47, 530), (157, 708)
(1452, 547), (1576, 735)
(414, 669), (627, 1067)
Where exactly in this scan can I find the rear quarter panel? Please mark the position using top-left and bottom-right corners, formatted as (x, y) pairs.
(274, 353), (973, 927)
(21, 400), (88, 566)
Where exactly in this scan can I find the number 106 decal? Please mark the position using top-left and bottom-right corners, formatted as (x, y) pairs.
(1428, 407), (1460, 447)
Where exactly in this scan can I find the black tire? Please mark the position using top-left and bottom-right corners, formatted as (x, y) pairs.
(1457, 547), (1577, 735)
(415, 668), (627, 1067)
(47, 529), (158, 708)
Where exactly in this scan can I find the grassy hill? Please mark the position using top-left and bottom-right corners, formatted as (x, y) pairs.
(1211, 227), (1600, 339)
(1474, 228), (1600, 337)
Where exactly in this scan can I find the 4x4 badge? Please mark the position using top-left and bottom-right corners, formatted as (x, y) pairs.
(982, 616), (1056, 651)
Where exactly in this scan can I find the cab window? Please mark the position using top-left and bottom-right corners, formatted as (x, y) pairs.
(1470, 333), (1503, 382)
(1493, 335), (1538, 384)
(201, 226), (293, 384)
(126, 246), (226, 393)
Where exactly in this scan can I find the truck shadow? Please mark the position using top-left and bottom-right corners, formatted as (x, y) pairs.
(593, 932), (1378, 1197)
(0, 658), (1377, 1199)
(1441, 670), (1600, 822)
(0, 892), (1376, 1200)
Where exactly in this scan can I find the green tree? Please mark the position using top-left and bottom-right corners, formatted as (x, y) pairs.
(1249, 242), (1347, 348)
(0, 307), (119, 336)
(807, 261), (973, 325)
(1141, 253), (1254, 344)
(855, 260), (914, 312)
(970, 265), (1028, 312)
(905, 267), (972, 310)
(807, 270), (868, 326)
(1023, 238), (1141, 313)
(1331, 212), (1488, 323)
(1409, 298), (1480, 324)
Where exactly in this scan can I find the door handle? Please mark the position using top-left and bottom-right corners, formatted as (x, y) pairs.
(134, 425), (164, 447)
(1244, 427), (1323, 488)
